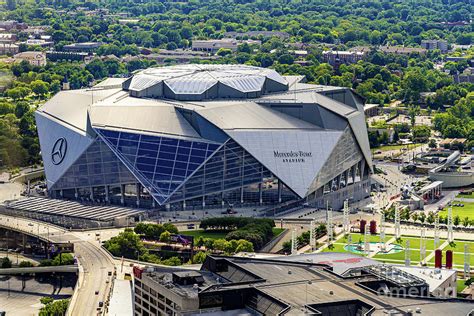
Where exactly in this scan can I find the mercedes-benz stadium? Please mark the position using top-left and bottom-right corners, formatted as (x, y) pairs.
(35, 64), (372, 212)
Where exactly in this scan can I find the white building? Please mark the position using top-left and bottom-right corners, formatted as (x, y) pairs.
(397, 266), (457, 298)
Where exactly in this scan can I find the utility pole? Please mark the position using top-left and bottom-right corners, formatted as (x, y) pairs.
(394, 206), (401, 239)
(291, 229), (298, 255)
(405, 240), (410, 266)
(447, 204), (454, 242)
(343, 199), (349, 234)
(464, 244), (470, 280)
(434, 214), (440, 249)
(380, 212), (386, 252)
(420, 227), (426, 265)
(327, 202), (333, 245)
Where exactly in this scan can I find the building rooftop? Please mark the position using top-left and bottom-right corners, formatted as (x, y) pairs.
(142, 254), (474, 316)
(122, 64), (288, 100)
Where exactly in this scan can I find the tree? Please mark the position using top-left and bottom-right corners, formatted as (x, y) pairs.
(6, 87), (31, 100)
(216, 48), (232, 56)
(104, 228), (146, 259)
(427, 212), (435, 225)
(85, 59), (108, 79)
(1, 257), (12, 268)
(31, 80), (50, 98)
(278, 54), (294, 65)
(192, 251), (207, 264)
(161, 257), (181, 266)
(19, 260), (33, 267)
(51, 253), (74, 266)
(39, 298), (69, 316)
(428, 139), (437, 149)
(411, 212), (419, 223)
(159, 231), (171, 243)
(453, 215), (460, 227)
(462, 217), (470, 228)
(412, 125), (431, 143)
(212, 239), (228, 252)
(407, 105), (420, 127)
(235, 239), (254, 252)
(419, 213), (426, 224)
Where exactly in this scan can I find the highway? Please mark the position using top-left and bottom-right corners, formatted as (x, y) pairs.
(0, 214), (115, 316)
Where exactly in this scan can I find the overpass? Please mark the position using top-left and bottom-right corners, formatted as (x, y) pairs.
(0, 265), (78, 275)
(0, 214), (115, 316)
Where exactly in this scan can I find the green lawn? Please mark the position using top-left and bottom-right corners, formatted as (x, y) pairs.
(456, 192), (474, 199)
(322, 233), (474, 267)
(322, 243), (348, 253)
(443, 240), (474, 252)
(372, 249), (429, 262)
(181, 229), (229, 240)
(372, 143), (421, 153)
(272, 228), (286, 237)
(457, 279), (468, 294)
(438, 201), (474, 219)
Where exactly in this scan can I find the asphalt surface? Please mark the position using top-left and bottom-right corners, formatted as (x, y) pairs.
(0, 215), (115, 316)
(0, 275), (74, 315)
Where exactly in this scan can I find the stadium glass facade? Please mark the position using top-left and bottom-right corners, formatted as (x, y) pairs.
(38, 65), (372, 212)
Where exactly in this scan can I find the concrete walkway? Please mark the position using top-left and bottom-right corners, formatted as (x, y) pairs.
(367, 236), (397, 258)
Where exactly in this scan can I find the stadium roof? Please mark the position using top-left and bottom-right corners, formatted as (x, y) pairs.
(122, 64), (289, 100)
(36, 64), (373, 198)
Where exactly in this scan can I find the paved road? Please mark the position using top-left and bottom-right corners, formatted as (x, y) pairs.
(0, 215), (115, 316)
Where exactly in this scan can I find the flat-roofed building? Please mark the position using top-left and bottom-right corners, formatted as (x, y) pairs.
(132, 254), (474, 316)
(192, 38), (261, 53)
(63, 42), (102, 52)
(13, 51), (47, 66)
(0, 43), (19, 55)
(322, 50), (367, 67)
(421, 39), (448, 53)
(0, 33), (17, 43)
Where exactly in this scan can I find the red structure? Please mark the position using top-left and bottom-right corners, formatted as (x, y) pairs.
(369, 220), (377, 235)
(446, 250), (453, 269)
(133, 265), (143, 279)
(360, 219), (367, 233)
(435, 249), (442, 268)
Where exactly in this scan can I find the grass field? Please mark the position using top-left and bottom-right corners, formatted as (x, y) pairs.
(438, 201), (474, 219)
(456, 192), (474, 199)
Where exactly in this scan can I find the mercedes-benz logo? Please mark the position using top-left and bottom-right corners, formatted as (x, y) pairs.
(51, 138), (67, 165)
